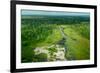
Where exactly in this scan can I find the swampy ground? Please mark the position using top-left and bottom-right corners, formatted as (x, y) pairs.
(21, 15), (90, 63)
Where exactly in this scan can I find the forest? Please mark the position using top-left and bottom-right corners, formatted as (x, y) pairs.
(21, 14), (90, 63)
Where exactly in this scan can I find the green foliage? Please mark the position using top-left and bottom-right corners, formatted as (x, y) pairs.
(48, 47), (57, 57)
(63, 24), (90, 60)
(48, 47), (57, 53)
(21, 15), (90, 62)
(21, 46), (33, 63)
(70, 22), (90, 39)
(33, 53), (48, 62)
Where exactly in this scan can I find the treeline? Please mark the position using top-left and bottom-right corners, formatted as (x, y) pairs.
(21, 15), (90, 25)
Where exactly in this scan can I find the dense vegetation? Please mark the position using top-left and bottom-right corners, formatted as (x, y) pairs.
(21, 15), (90, 63)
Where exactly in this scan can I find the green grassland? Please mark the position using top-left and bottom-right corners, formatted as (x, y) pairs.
(21, 15), (90, 63)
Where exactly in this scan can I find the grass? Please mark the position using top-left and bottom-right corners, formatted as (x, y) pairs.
(63, 24), (90, 60)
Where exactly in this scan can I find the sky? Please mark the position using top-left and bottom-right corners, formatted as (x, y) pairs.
(21, 10), (90, 16)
